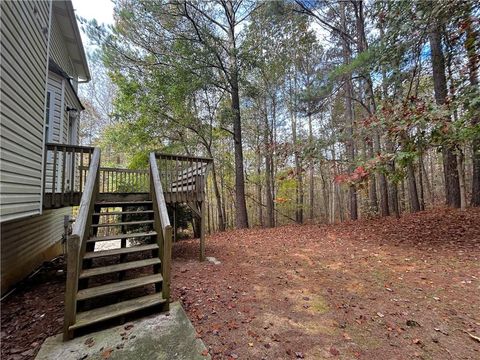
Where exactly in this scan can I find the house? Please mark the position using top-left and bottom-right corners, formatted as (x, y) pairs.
(0, 0), (91, 294)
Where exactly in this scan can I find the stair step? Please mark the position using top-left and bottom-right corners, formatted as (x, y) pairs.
(87, 231), (157, 243)
(79, 258), (161, 279)
(95, 201), (152, 207)
(93, 210), (154, 216)
(77, 274), (163, 301)
(70, 293), (166, 331)
(84, 244), (158, 259)
(92, 220), (154, 228)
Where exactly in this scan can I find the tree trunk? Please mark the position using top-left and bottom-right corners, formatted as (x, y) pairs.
(457, 149), (467, 210)
(420, 154), (434, 206)
(193, 216), (201, 238)
(256, 145), (263, 226)
(464, 12), (480, 206)
(418, 158), (425, 211)
(308, 113), (315, 220)
(345, 80), (358, 221)
(354, 0), (387, 216)
(319, 165), (329, 222)
(272, 96), (278, 226)
(226, 1), (248, 228)
(290, 73), (303, 224)
(210, 160), (225, 231)
(407, 164), (420, 212)
(429, 20), (461, 208)
(387, 140), (400, 218)
(376, 139), (390, 216)
(380, 17), (399, 218)
(232, 81), (249, 228)
(341, 0), (358, 221)
(220, 170), (227, 228)
(264, 97), (275, 227)
(367, 141), (378, 213)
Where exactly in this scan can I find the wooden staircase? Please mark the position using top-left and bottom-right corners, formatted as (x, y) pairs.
(63, 151), (172, 340)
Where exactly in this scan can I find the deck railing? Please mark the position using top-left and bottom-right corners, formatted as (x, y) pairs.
(63, 148), (101, 340)
(149, 153), (172, 304)
(44, 146), (213, 208)
(155, 152), (212, 203)
(43, 143), (95, 208)
(98, 167), (149, 193)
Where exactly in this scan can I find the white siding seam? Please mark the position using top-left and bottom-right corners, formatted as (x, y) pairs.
(40, 0), (53, 213)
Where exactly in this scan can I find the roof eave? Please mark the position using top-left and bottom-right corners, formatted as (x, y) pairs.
(64, 1), (91, 82)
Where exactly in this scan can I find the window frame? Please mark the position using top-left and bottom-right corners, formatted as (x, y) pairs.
(44, 88), (54, 143)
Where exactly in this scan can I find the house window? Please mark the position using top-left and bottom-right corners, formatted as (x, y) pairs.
(44, 91), (53, 143)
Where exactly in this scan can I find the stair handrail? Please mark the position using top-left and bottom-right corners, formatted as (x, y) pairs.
(149, 153), (173, 304)
(63, 148), (101, 340)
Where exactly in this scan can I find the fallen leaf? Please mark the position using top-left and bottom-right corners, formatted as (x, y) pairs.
(406, 320), (420, 327)
(201, 349), (209, 356)
(84, 337), (95, 347)
(295, 351), (305, 358)
(21, 349), (35, 357)
(330, 346), (340, 356)
(101, 348), (113, 359)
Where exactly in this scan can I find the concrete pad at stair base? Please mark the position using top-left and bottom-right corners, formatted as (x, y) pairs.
(35, 302), (210, 360)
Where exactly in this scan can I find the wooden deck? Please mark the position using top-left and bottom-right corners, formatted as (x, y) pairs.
(44, 189), (207, 209)
(56, 148), (212, 339)
(43, 149), (212, 209)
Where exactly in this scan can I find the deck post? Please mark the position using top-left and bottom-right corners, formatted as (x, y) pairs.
(162, 225), (172, 308)
(173, 204), (177, 243)
(63, 234), (80, 340)
(200, 200), (206, 261)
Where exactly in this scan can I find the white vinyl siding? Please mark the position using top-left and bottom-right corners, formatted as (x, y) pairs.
(0, 0), (89, 294)
(0, 0), (51, 222)
(1, 207), (70, 293)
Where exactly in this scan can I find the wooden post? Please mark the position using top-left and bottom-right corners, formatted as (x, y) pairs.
(200, 200), (206, 261)
(79, 149), (84, 193)
(70, 150), (75, 204)
(61, 147), (67, 199)
(52, 146), (57, 204)
(149, 153), (172, 306)
(43, 145), (48, 207)
(162, 225), (172, 306)
(63, 234), (80, 340)
(173, 204), (177, 243)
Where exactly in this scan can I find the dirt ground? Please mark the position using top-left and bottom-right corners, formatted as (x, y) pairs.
(1, 208), (479, 359)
